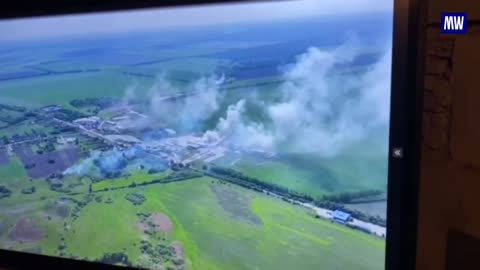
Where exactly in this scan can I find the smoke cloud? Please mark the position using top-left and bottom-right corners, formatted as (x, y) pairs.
(135, 73), (225, 132)
(63, 39), (393, 181)
(63, 146), (166, 178)
(114, 40), (391, 158)
(203, 99), (275, 151)
(63, 151), (101, 176)
(203, 42), (392, 157)
(267, 44), (391, 156)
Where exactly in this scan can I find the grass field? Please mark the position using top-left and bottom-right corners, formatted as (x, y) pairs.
(233, 160), (330, 198)
(0, 156), (26, 181)
(232, 140), (389, 197)
(0, 157), (61, 207)
(0, 72), (153, 108)
(63, 178), (385, 269)
(0, 121), (53, 138)
(136, 57), (225, 76)
(0, 177), (385, 270)
(149, 178), (383, 269)
(91, 170), (171, 191)
(0, 23), (389, 269)
(62, 193), (143, 259)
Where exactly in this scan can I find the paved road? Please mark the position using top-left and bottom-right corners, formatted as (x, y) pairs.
(304, 202), (386, 237)
(263, 190), (386, 237)
(3, 137), (47, 147)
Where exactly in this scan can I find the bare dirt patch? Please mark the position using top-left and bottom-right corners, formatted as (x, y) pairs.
(173, 241), (185, 261)
(172, 241), (187, 270)
(150, 214), (173, 233)
(138, 213), (173, 234)
(210, 183), (262, 226)
(7, 218), (44, 243)
(138, 222), (148, 233)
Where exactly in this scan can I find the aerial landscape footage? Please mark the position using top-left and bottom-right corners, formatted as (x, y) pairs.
(0, 1), (393, 269)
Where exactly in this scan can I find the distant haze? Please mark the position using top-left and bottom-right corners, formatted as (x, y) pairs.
(0, 0), (392, 41)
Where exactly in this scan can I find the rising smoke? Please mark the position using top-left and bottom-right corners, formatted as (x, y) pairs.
(77, 40), (392, 175)
(64, 146), (166, 178)
(114, 73), (225, 133)
(202, 99), (275, 151)
(64, 42), (391, 177)
(147, 73), (225, 132)
(269, 44), (391, 156)
(201, 42), (392, 157)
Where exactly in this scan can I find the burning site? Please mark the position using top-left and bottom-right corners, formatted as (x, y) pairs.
(0, 1), (392, 269)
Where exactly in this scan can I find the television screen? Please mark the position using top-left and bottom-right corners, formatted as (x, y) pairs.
(0, 1), (394, 269)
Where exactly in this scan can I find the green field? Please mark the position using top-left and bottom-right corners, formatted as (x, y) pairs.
(231, 140), (389, 198)
(0, 156), (26, 181)
(0, 23), (389, 270)
(0, 157), (62, 207)
(0, 120), (53, 138)
(92, 170), (171, 191)
(0, 72), (153, 108)
(136, 57), (225, 77)
(0, 176), (385, 270)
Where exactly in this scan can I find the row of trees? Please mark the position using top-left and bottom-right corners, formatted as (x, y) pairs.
(0, 103), (26, 112)
(97, 252), (132, 267)
(49, 108), (87, 122)
(70, 194), (95, 221)
(21, 186), (36, 194)
(0, 185), (12, 199)
(1, 129), (48, 146)
(125, 193), (146, 205)
(94, 170), (203, 193)
(0, 114), (26, 125)
(207, 166), (315, 203)
(70, 97), (117, 109)
(313, 200), (386, 227)
(321, 189), (385, 204)
(207, 166), (387, 227)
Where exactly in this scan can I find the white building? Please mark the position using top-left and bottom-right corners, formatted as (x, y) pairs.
(73, 116), (101, 129)
(57, 136), (77, 146)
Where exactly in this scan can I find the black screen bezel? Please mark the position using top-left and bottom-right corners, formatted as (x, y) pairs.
(0, 1), (426, 269)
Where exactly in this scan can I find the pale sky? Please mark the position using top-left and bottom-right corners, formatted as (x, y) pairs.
(0, 0), (393, 41)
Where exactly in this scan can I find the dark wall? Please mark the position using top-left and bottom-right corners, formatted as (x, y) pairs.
(417, 1), (480, 270)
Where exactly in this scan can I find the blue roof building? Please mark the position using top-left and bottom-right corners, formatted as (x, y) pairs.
(332, 210), (351, 224)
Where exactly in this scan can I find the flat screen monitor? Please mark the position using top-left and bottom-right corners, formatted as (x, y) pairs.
(0, 1), (424, 269)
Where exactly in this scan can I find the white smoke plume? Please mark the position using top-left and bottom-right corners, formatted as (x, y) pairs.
(204, 42), (392, 157)
(116, 41), (391, 158)
(267, 44), (391, 156)
(203, 99), (274, 151)
(118, 73), (225, 132)
(147, 74), (224, 132)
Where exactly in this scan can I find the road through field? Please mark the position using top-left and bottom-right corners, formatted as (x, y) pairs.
(262, 190), (386, 237)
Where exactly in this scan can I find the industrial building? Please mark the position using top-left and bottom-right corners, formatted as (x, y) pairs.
(331, 210), (352, 224)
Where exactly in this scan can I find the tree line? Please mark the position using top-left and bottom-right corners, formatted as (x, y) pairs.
(206, 166), (387, 227)
(93, 170), (203, 193)
(321, 189), (385, 204)
(0, 185), (12, 199)
(70, 97), (118, 109)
